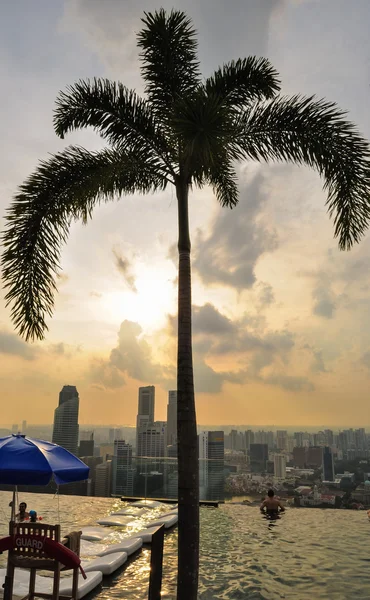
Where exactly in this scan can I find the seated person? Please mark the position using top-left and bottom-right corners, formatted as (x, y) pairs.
(260, 489), (285, 515)
(15, 502), (29, 522)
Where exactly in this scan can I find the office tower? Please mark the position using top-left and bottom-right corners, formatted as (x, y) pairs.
(112, 440), (134, 496)
(52, 385), (79, 455)
(95, 460), (112, 497)
(136, 386), (155, 451)
(137, 422), (167, 458)
(293, 446), (307, 468)
(245, 430), (254, 450)
(266, 431), (274, 450)
(79, 432), (94, 457)
(229, 430), (238, 451)
(276, 430), (288, 451)
(167, 391), (177, 446)
(199, 431), (225, 501)
(273, 454), (287, 479)
(79, 456), (103, 496)
(306, 446), (323, 468)
(324, 429), (334, 446)
(355, 428), (366, 450)
(249, 443), (268, 473)
(294, 432), (304, 447)
(322, 446), (334, 481)
(21, 420), (27, 433)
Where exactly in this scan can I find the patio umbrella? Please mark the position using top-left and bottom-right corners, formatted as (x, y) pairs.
(0, 434), (89, 600)
(0, 434), (89, 486)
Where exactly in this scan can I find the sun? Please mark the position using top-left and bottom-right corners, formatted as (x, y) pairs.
(98, 263), (176, 331)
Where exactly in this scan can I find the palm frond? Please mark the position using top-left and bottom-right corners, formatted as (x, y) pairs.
(235, 95), (370, 249)
(207, 159), (239, 208)
(1, 146), (167, 341)
(205, 57), (280, 108)
(173, 89), (236, 176)
(138, 9), (201, 116)
(54, 78), (176, 175)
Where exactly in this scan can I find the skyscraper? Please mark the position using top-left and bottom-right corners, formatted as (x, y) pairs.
(95, 460), (112, 497)
(136, 386), (155, 451)
(249, 443), (268, 473)
(52, 385), (79, 455)
(199, 431), (225, 501)
(167, 390), (177, 446)
(273, 454), (287, 479)
(137, 422), (167, 458)
(276, 430), (288, 451)
(112, 440), (134, 496)
(78, 432), (94, 457)
(322, 446), (334, 481)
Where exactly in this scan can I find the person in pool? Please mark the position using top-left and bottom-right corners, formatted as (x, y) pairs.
(260, 489), (285, 516)
(29, 510), (38, 523)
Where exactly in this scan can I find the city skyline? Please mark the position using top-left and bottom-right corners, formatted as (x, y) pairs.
(2, 1), (370, 426)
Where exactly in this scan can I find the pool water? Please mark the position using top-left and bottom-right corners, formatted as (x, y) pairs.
(0, 492), (368, 599)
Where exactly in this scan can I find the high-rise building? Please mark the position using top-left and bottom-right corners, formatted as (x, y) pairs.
(249, 444), (268, 473)
(95, 460), (112, 497)
(245, 430), (254, 450)
(294, 432), (304, 447)
(79, 432), (94, 457)
(324, 429), (334, 446)
(136, 386), (155, 451)
(293, 446), (307, 468)
(199, 431), (224, 501)
(21, 420), (27, 434)
(52, 385), (79, 455)
(137, 422), (167, 458)
(273, 454), (287, 479)
(112, 440), (134, 496)
(79, 455), (103, 495)
(167, 391), (177, 446)
(322, 446), (334, 481)
(276, 430), (288, 451)
(307, 446), (323, 468)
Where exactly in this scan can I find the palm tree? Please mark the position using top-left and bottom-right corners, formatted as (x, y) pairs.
(2, 8), (370, 598)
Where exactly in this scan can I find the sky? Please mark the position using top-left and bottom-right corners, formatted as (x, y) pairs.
(1, 0), (370, 428)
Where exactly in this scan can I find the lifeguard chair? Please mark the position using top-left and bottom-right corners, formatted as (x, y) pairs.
(4, 521), (82, 600)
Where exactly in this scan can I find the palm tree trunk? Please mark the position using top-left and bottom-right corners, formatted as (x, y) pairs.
(176, 180), (199, 600)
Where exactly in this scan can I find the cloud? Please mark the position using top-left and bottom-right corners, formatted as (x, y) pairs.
(89, 291), (102, 298)
(257, 282), (275, 308)
(311, 349), (328, 373)
(0, 331), (38, 361)
(90, 320), (175, 389)
(361, 351), (370, 371)
(263, 373), (314, 391)
(89, 358), (126, 390)
(167, 302), (313, 393)
(62, 0), (282, 79)
(312, 284), (336, 319)
(194, 173), (278, 290)
(113, 249), (137, 292)
(49, 342), (66, 355)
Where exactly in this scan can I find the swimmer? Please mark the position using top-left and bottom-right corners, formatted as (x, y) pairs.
(29, 510), (37, 523)
(260, 489), (285, 516)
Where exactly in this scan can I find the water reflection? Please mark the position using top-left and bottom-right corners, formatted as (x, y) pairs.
(0, 493), (369, 599)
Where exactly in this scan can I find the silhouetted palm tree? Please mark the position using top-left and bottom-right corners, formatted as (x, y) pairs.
(2, 9), (370, 599)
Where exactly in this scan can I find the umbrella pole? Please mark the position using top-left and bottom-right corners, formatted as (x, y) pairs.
(4, 488), (16, 600)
